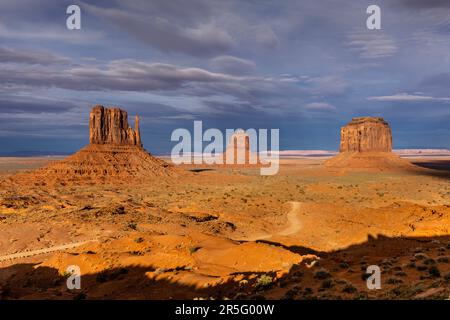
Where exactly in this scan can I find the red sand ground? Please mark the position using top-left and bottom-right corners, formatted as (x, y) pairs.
(0, 156), (449, 299)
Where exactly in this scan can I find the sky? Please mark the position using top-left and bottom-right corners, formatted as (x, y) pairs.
(0, 0), (449, 154)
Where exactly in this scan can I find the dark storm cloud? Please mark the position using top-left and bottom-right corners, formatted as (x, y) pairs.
(420, 73), (450, 96)
(0, 97), (77, 114)
(395, 0), (450, 9)
(202, 100), (260, 116)
(0, 0), (449, 150)
(82, 2), (234, 57)
(0, 47), (71, 65)
(0, 59), (310, 109)
(422, 73), (450, 87)
(0, 60), (239, 91)
(110, 0), (216, 25)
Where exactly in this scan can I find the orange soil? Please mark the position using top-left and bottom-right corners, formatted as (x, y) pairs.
(0, 156), (449, 300)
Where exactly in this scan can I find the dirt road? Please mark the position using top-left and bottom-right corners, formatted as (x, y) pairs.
(0, 240), (98, 263)
(234, 201), (303, 241)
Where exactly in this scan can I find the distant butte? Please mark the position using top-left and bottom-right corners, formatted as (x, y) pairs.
(223, 130), (259, 166)
(340, 117), (392, 153)
(325, 117), (416, 172)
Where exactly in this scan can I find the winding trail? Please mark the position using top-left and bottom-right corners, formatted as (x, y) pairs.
(234, 201), (303, 242)
(0, 203), (304, 261)
(0, 239), (98, 263)
(277, 201), (303, 236)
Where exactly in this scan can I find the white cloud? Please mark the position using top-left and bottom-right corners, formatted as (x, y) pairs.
(209, 55), (256, 75)
(0, 46), (71, 65)
(0, 22), (103, 43)
(304, 102), (336, 111)
(367, 93), (450, 102)
(347, 31), (397, 59)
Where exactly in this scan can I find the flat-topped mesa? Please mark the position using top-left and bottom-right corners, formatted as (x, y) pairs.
(340, 117), (392, 153)
(89, 105), (142, 147)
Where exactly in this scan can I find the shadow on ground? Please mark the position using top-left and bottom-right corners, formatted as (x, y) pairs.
(1, 234), (449, 300)
(411, 160), (450, 172)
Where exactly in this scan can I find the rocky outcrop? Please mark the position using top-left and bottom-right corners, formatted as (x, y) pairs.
(325, 117), (417, 172)
(339, 117), (392, 153)
(10, 105), (175, 185)
(89, 105), (142, 147)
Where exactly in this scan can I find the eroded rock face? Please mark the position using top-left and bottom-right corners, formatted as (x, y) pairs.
(340, 117), (392, 153)
(89, 105), (142, 147)
(9, 105), (175, 185)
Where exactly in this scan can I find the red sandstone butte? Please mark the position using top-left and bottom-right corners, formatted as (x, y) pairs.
(339, 117), (392, 153)
(89, 105), (142, 147)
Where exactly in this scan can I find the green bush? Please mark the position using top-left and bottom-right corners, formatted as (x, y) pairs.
(255, 274), (273, 290)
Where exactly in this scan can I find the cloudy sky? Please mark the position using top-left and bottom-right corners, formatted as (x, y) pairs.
(0, 0), (449, 154)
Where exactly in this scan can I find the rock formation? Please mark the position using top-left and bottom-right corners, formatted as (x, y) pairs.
(11, 105), (175, 185)
(89, 105), (142, 147)
(339, 117), (392, 153)
(325, 117), (415, 172)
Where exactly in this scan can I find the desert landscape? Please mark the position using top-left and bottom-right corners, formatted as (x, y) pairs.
(0, 106), (449, 300)
(1, 2), (450, 306)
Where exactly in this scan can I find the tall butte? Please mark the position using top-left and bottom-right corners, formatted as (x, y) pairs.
(339, 117), (392, 153)
(325, 117), (415, 171)
(12, 105), (174, 185)
(89, 105), (142, 147)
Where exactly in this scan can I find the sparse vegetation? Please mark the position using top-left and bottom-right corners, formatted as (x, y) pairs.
(428, 266), (441, 278)
(134, 237), (144, 243)
(255, 274), (273, 290)
(128, 222), (137, 230)
(314, 268), (331, 280)
(188, 246), (201, 254)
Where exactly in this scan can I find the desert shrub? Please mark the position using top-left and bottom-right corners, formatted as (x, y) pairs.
(428, 266), (441, 277)
(321, 279), (334, 289)
(361, 272), (371, 281)
(188, 246), (201, 254)
(255, 274), (273, 290)
(314, 268), (331, 280)
(61, 270), (72, 278)
(342, 284), (357, 293)
(134, 237), (144, 243)
(387, 277), (403, 284)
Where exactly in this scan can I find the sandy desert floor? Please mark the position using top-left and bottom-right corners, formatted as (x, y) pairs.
(0, 156), (449, 300)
